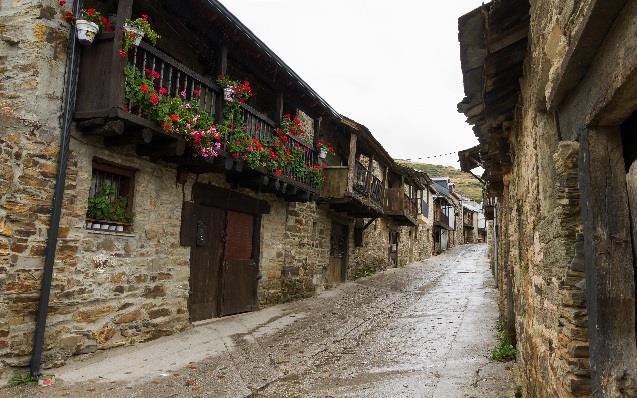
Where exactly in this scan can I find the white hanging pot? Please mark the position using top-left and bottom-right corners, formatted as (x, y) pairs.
(319, 148), (328, 159)
(123, 23), (144, 46)
(76, 20), (99, 45)
(223, 87), (234, 102)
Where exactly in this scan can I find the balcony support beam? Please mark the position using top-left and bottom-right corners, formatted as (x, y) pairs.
(347, 132), (358, 193)
(215, 44), (228, 123)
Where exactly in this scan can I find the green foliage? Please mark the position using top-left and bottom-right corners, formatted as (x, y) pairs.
(87, 185), (130, 223)
(7, 371), (37, 387)
(122, 15), (159, 53)
(123, 66), (324, 187)
(398, 161), (484, 202)
(491, 322), (517, 362)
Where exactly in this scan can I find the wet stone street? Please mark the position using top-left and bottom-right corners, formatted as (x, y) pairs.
(6, 244), (514, 398)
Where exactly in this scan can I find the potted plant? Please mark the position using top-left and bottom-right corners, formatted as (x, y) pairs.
(217, 75), (253, 103)
(67, 8), (111, 45)
(86, 185), (131, 231)
(120, 15), (159, 58)
(316, 139), (336, 159)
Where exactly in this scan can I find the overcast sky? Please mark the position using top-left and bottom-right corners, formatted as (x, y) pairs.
(222, 0), (483, 167)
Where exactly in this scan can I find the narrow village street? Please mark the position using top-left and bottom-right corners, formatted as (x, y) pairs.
(5, 244), (513, 398)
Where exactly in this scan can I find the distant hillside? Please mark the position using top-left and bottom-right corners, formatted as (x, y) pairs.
(398, 161), (483, 203)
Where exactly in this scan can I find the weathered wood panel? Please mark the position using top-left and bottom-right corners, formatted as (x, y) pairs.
(579, 127), (637, 395)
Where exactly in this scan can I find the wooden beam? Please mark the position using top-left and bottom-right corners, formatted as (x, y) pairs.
(579, 127), (637, 394)
(274, 92), (284, 124)
(136, 137), (186, 158)
(104, 128), (153, 147)
(110, 0), (134, 111)
(82, 120), (125, 137)
(215, 44), (228, 124)
(347, 132), (358, 193)
(313, 117), (321, 154)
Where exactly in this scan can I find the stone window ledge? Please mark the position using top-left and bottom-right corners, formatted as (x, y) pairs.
(86, 229), (136, 238)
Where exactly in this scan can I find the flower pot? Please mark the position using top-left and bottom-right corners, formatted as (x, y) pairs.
(123, 23), (144, 46)
(108, 224), (117, 231)
(92, 223), (101, 230)
(116, 225), (124, 232)
(76, 20), (99, 45)
(100, 223), (109, 230)
(319, 148), (328, 159)
(223, 87), (234, 102)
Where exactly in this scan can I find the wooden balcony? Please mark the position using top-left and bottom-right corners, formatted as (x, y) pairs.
(321, 160), (385, 217)
(74, 33), (318, 201)
(433, 208), (452, 230)
(384, 188), (417, 226)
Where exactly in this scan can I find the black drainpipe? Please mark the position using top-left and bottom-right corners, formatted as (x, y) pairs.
(30, 0), (83, 377)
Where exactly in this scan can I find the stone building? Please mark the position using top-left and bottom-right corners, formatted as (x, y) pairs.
(0, 0), (438, 379)
(458, 0), (637, 396)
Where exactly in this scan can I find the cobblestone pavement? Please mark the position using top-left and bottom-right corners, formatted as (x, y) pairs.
(3, 244), (514, 398)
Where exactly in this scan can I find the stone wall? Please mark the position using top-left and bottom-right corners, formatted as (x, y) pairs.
(349, 214), (433, 279)
(486, 1), (594, 395)
(0, 0), (76, 378)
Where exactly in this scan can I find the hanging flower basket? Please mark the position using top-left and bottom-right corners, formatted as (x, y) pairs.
(224, 87), (234, 102)
(76, 19), (99, 45)
(123, 23), (144, 46)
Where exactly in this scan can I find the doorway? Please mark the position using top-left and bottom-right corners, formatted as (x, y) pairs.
(328, 222), (348, 283)
(389, 230), (399, 266)
(184, 183), (268, 322)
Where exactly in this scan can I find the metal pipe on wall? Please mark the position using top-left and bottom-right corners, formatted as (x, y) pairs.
(30, 0), (83, 377)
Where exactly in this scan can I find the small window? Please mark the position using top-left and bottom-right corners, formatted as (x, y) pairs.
(85, 158), (137, 233)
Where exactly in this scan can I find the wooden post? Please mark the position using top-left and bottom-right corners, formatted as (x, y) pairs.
(579, 127), (637, 394)
(274, 92), (284, 124)
(110, 0), (134, 111)
(215, 44), (228, 123)
(313, 116), (321, 152)
(365, 154), (375, 198)
(347, 132), (357, 193)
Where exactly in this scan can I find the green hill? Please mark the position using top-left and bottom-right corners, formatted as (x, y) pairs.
(398, 161), (484, 203)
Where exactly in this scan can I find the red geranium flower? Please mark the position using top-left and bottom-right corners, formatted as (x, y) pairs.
(170, 113), (179, 122)
(162, 122), (172, 132)
(275, 169), (283, 176)
(193, 89), (200, 97)
(85, 8), (96, 15)
(59, 0), (66, 6)
(100, 16), (113, 31)
(158, 87), (168, 96)
(140, 84), (149, 93)
(118, 50), (127, 58)
(150, 93), (159, 105)
(141, 14), (148, 21)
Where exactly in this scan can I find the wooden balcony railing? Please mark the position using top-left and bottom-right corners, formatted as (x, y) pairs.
(126, 42), (219, 120)
(385, 188), (417, 223)
(370, 176), (384, 206)
(434, 208), (450, 227)
(353, 160), (369, 195)
(351, 160), (384, 207)
(75, 34), (317, 190)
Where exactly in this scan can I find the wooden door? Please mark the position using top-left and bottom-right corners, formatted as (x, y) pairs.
(329, 223), (348, 283)
(389, 231), (399, 266)
(189, 205), (226, 322)
(220, 211), (259, 316)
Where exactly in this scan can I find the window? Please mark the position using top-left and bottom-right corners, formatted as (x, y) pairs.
(85, 158), (137, 232)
